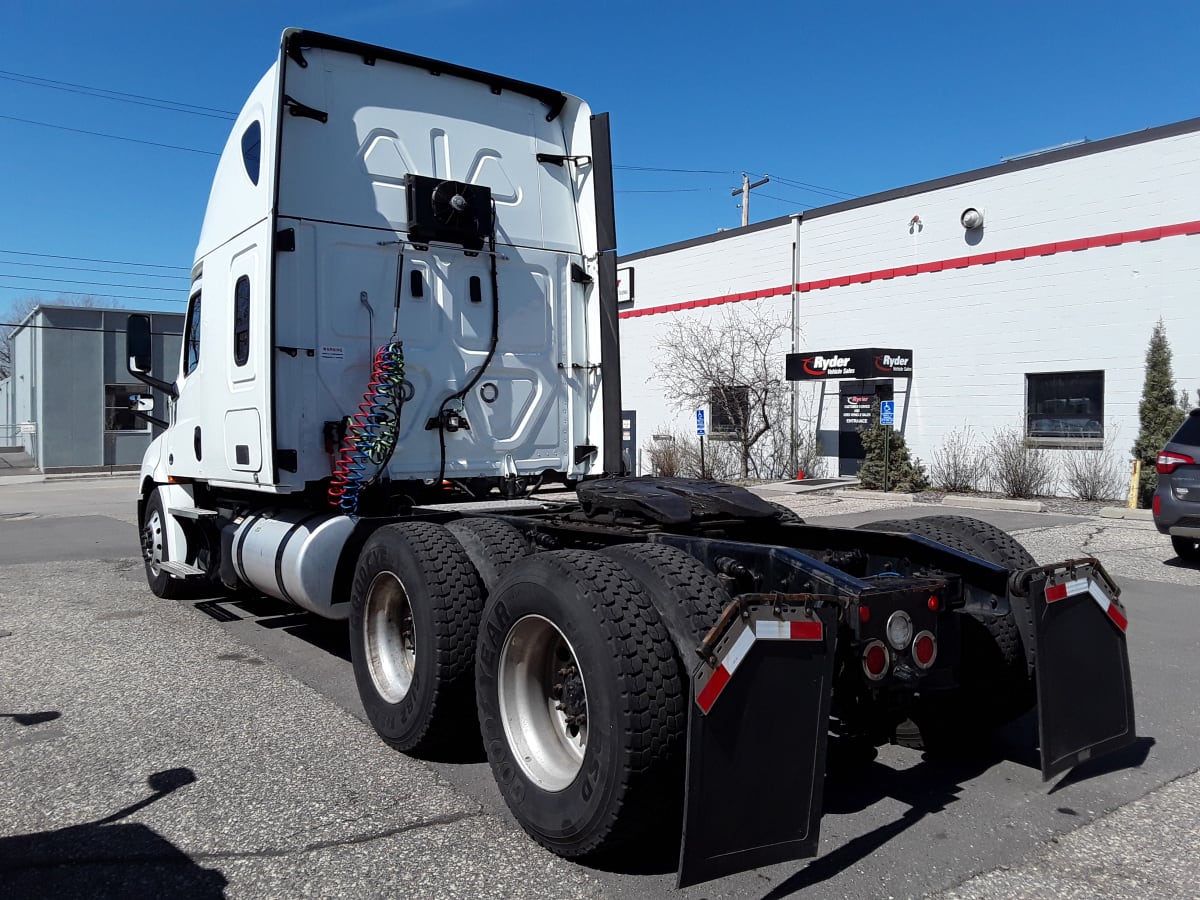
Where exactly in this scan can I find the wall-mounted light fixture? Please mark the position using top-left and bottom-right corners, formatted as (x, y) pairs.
(960, 207), (984, 230)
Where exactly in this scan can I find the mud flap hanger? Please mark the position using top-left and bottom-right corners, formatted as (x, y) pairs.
(1012, 558), (1136, 781)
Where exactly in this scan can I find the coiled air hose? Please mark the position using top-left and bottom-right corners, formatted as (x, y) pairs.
(328, 341), (406, 515)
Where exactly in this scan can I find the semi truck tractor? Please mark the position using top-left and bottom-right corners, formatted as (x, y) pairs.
(125, 29), (1137, 887)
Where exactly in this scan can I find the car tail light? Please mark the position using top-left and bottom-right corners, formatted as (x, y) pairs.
(1154, 494), (1161, 516)
(1157, 451), (1195, 474)
(912, 631), (937, 669)
(862, 640), (889, 681)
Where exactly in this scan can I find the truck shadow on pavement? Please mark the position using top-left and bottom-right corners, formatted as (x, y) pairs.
(0, 765), (228, 898)
(195, 593), (352, 662)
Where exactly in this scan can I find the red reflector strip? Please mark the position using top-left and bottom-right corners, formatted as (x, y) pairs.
(1045, 578), (1089, 603)
(754, 619), (824, 641)
(790, 620), (823, 641)
(1087, 585), (1129, 633)
(695, 664), (731, 714)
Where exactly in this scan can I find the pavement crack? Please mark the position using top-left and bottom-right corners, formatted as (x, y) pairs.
(194, 807), (488, 861)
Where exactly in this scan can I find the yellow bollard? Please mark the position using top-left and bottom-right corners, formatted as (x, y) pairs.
(1127, 459), (1141, 509)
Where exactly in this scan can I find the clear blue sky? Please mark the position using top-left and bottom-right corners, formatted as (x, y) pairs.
(1, 1), (1197, 321)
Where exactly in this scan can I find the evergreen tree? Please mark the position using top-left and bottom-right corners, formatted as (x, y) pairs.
(1132, 319), (1185, 507)
(858, 400), (928, 492)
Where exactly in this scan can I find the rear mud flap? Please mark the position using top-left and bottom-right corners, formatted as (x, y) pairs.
(1029, 564), (1135, 781)
(677, 602), (838, 888)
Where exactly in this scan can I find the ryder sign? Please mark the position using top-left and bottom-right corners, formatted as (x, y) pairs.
(786, 348), (914, 381)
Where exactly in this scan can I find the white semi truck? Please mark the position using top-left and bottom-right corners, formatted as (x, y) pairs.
(126, 29), (1137, 887)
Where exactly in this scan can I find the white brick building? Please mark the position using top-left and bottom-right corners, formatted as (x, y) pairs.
(617, 117), (1200, 485)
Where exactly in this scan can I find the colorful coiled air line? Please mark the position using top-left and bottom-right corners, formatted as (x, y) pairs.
(328, 341), (405, 515)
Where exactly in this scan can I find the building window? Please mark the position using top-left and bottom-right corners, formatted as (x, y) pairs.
(105, 384), (151, 433)
(710, 385), (749, 437)
(184, 291), (202, 375)
(241, 121), (261, 186)
(1026, 371), (1103, 443)
(234, 276), (250, 366)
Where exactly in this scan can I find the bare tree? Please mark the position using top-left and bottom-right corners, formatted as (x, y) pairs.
(654, 307), (790, 479)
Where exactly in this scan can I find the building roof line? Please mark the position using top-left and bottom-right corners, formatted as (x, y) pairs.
(618, 116), (1200, 264)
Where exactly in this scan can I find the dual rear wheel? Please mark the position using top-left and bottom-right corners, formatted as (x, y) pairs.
(349, 519), (722, 857)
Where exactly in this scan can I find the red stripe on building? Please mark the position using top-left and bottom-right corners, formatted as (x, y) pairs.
(618, 219), (1200, 320)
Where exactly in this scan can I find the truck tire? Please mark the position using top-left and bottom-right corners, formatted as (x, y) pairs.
(602, 543), (729, 649)
(856, 516), (1032, 748)
(919, 515), (1037, 568)
(446, 517), (530, 595)
(140, 489), (189, 600)
(350, 522), (484, 756)
(476, 550), (685, 859)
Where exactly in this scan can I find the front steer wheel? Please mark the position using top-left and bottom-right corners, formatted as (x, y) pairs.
(476, 550), (686, 859)
(349, 522), (485, 756)
(140, 490), (190, 599)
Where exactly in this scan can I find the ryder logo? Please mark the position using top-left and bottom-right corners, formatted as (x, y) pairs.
(802, 355), (851, 376)
(874, 354), (910, 373)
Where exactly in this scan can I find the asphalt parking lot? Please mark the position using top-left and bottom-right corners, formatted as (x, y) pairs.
(1, 477), (1198, 898)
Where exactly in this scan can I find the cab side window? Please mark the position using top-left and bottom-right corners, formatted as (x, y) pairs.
(184, 291), (202, 375)
(234, 276), (250, 367)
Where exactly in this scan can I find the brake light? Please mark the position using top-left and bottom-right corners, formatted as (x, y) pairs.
(912, 631), (937, 668)
(862, 640), (889, 680)
(1157, 450), (1195, 474)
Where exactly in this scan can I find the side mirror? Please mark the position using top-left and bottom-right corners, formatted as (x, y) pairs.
(127, 393), (155, 413)
(127, 314), (153, 375)
(124, 314), (178, 400)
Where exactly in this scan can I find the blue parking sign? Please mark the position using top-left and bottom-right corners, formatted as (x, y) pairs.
(880, 401), (895, 426)
(696, 409), (706, 436)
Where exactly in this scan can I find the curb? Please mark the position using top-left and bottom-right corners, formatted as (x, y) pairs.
(835, 489), (917, 503)
(942, 494), (1045, 512)
(1098, 507), (1154, 520)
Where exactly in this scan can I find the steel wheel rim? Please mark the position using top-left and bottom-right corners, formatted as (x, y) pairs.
(143, 508), (165, 576)
(498, 615), (588, 792)
(364, 572), (417, 704)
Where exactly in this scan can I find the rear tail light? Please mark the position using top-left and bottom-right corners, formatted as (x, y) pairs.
(912, 631), (937, 669)
(1154, 494), (1161, 516)
(862, 640), (889, 681)
(1157, 451), (1195, 474)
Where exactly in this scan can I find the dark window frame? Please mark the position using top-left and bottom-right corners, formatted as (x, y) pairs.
(1025, 370), (1104, 446)
(183, 290), (202, 376)
(709, 384), (750, 438)
(234, 276), (250, 367)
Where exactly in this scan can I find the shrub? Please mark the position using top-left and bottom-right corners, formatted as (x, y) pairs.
(930, 427), (986, 492)
(1131, 319), (1187, 507)
(986, 426), (1055, 498)
(858, 402), (928, 492)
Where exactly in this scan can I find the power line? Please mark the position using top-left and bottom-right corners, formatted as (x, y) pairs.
(0, 70), (237, 120)
(0, 285), (186, 303)
(614, 164), (734, 175)
(0, 113), (220, 156)
(747, 171), (856, 200)
(0, 274), (187, 292)
(0, 260), (189, 281)
(0, 249), (189, 271)
(615, 188), (713, 194)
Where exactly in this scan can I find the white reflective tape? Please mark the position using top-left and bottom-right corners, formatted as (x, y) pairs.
(721, 625), (757, 675)
(755, 620), (790, 640)
(1064, 578), (1090, 598)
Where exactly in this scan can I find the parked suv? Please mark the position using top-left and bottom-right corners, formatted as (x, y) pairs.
(1153, 408), (1200, 561)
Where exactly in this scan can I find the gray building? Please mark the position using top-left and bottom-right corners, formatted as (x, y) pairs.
(0, 305), (183, 471)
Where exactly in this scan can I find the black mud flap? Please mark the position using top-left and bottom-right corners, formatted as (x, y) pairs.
(677, 601), (838, 888)
(1030, 562), (1135, 781)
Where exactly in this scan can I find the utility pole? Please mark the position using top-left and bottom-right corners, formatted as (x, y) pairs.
(732, 172), (770, 227)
